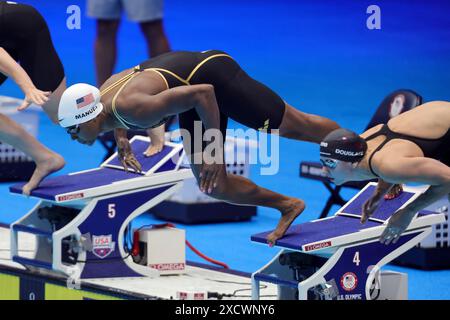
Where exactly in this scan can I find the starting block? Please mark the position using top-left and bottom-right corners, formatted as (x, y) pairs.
(9, 136), (192, 279)
(251, 183), (445, 300)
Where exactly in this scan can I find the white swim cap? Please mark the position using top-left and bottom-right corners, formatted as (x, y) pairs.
(58, 83), (103, 128)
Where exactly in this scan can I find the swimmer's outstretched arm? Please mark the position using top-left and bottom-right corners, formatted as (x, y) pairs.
(380, 157), (450, 210)
(378, 157), (450, 244)
(121, 84), (222, 187)
(0, 47), (50, 109)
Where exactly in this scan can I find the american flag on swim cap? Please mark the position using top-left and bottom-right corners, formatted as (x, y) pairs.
(76, 93), (94, 109)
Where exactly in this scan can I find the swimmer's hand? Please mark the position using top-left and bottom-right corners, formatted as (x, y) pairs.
(117, 138), (142, 173)
(120, 151), (142, 173)
(361, 195), (381, 224)
(380, 208), (416, 245)
(18, 87), (51, 111)
(199, 163), (221, 194)
(362, 181), (403, 224)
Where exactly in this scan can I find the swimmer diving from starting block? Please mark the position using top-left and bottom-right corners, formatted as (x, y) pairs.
(319, 101), (450, 244)
(56, 50), (345, 245)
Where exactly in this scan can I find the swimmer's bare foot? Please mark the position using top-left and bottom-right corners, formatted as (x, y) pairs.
(143, 143), (163, 157)
(267, 198), (305, 247)
(384, 184), (403, 200)
(22, 152), (65, 196)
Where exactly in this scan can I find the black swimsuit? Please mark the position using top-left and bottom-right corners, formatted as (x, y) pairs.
(0, 1), (64, 91)
(103, 50), (286, 155)
(366, 124), (450, 176)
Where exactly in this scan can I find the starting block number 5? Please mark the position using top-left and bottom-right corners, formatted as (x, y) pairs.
(108, 203), (116, 218)
(353, 251), (361, 266)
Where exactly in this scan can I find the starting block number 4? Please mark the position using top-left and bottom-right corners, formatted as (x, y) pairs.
(353, 252), (361, 266)
(108, 204), (116, 219)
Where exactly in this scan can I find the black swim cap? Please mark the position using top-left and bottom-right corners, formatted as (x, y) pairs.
(320, 129), (367, 162)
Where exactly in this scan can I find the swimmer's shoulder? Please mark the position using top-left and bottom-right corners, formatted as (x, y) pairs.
(369, 149), (409, 182)
(100, 67), (166, 102)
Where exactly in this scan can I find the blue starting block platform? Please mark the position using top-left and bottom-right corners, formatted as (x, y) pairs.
(9, 136), (192, 279)
(251, 183), (445, 300)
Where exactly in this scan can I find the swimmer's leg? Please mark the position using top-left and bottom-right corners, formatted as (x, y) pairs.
(139, 19), (171, 58)
(187, 156), (305, 246)
(278, 103), (340, 143)
(203, 59), (339, 144)
(94, 19), (120, 86)
(0, 114), (64, 195)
